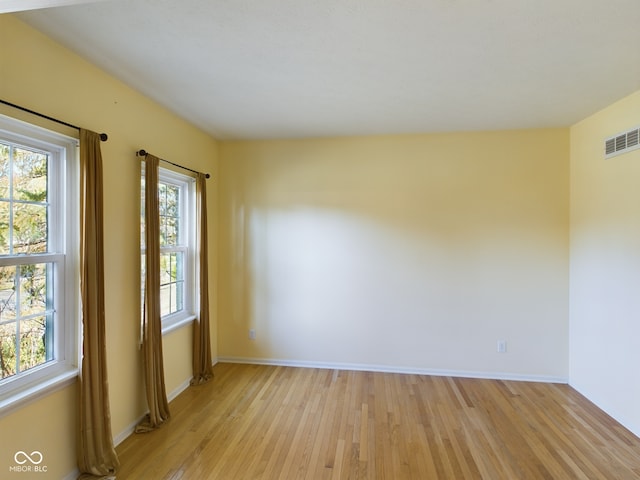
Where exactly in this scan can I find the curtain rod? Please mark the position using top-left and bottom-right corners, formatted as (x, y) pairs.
(0, 99), (108, 141)
(136, 149), (210, 179)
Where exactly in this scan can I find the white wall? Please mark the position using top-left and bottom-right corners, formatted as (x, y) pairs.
(219, 129), (570, 381)
(569, 90), (640, 437)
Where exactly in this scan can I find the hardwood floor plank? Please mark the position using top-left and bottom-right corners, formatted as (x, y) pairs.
(115, 363), (640, 479)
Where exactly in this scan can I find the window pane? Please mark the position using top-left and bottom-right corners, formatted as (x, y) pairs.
(13, 203), (47, 253)
(158, 182), (180, 248)
(158, 183), (167, 215)
(166, 216), (178, 245)
(0, 265), (18, 380)
(19, 264), (48, 314)
(19, 316), (49, 373)
(161, 252), (184, 283)
(142, 170), (192, 324)
(174, 252), (184, 282)
(159, 215), (167, 247)
(174, 281), (183, 312)
(13, 148), (47, 203)
(169, 283), (177, 315)
(0, 118), (73, 399)
(0, 322), (17, 379)
(175, 253), (184, 283)
(166, 185), (179, 216)
(160, 253), (172, 285)
(162, 283), (183, 317)
(0, 200), (9, 255)
(0, 142), (9, 199)
(0, 265), (17, 321)
(159, 252), (184, 316)
(160, 216), (179, 247)
(160, 284), (170, 317)
(0, 263), (52, 380)
(169, 253), (177, 282)
(0, 145), (49, 256)
(140, 175), (146, 250)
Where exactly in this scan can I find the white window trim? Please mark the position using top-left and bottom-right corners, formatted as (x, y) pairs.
(0, 114), (79, 417)
(141, 166), (196, 336)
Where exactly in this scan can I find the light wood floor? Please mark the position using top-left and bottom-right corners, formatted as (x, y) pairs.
(116, 363), (640, 479)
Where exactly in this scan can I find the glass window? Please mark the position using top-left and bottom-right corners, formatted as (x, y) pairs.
(0, 114), (79, 413)
(141, 166), (195, 334)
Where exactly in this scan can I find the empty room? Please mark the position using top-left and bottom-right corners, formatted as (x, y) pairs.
(1, 1), (639, 479)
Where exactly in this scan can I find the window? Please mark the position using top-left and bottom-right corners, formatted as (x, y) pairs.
(0, 114), (78, 413)
(141, 166), (195, 334)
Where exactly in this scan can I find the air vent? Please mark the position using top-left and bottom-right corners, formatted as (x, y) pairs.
(605, 126), (640, 158)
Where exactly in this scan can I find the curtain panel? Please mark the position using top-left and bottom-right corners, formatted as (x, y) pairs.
(77, 129), (119, 479)
(191, 172), (213, 385)
(136, 153), (171, 432)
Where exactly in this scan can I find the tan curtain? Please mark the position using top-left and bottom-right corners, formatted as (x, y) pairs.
(77, 129), (119, 479)
(191, 173), (213, 385)
(136, 153), (170, 432)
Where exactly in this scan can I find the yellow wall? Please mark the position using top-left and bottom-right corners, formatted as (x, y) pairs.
(569, 89), (640, 437)
(219, 129), (570, 379)
(6, 7), (638, 476)
(0, 15), (218, 479)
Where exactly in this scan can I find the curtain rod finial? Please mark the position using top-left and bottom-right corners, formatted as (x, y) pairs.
(99, 133), (108, 142)
(205, 173), (211, 179)
(137, 149), (147, 157)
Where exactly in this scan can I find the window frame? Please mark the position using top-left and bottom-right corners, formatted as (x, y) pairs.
(141, 165), (196, 335)
(0, 114), (79, 416)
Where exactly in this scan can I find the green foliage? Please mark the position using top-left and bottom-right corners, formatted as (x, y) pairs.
(0, 318), (47, 380)
(159, 183), (179, 246)
(0, 144), (50, 379)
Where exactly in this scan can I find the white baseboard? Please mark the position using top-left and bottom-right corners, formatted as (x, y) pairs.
(167, 377), (193, 403)
(62, 468), (80, 480)
(217, 356), (568, 384)
(569, 381), (640, 439)
(112, 377), (193, 447)
(65, 375), (200, 479)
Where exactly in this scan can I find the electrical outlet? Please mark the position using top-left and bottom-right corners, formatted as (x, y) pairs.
(497, 340), (507, 353)
(249, 329), (256, 340)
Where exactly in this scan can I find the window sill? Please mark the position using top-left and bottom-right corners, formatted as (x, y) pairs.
(162, 313), (196, 336)
(0, 367), (77, 418)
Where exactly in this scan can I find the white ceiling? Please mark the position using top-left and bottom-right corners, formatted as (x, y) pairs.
(0, 0), (108, 14)
(16, 0), (640, 140)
